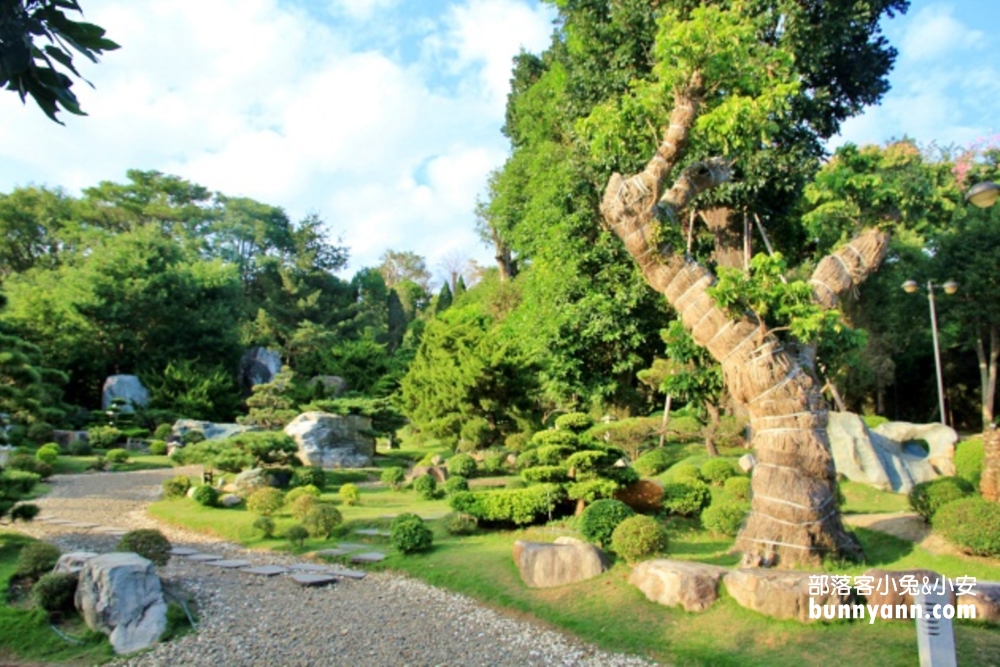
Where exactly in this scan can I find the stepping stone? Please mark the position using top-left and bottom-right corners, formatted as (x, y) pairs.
(185, 553), (223, 562)
(350, 552), (386, 564)
(288, 563), (333, 573)
(205, 559), (253, 569)
(336, 543), (367, 550)
(316, 548), (355, 558)
(354, 529), (390, 537)
(290, 573), (337, 587)
(65, 522), (99, 529)
(169, 547), (199, 556)
(95, 526), (129, 534)
(46, 519), (75, 525)
(328, 567), (367, 580)
(241, 565), (288, 577)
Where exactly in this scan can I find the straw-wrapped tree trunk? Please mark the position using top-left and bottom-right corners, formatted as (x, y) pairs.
(982, 425), (1000, 503)
(600, 73), (888, 567)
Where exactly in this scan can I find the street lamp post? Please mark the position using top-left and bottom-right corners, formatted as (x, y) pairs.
(902, 279), (958, 425)
(965, 181), (999, 209)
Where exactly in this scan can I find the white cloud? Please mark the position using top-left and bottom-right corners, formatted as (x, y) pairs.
(330, 0), (398, 21)
(898, 5), (984, 63)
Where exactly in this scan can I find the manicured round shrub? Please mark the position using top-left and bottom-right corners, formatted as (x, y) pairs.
(669, 464), (703, 482)
(554, 412), (593, 433)
(954, 438), (984, 487)
(153, 423), (174, 441)
(286, 524), (309, 548)
(3, 469), (41, 495)
(702, 503), (748, 536)
(390, 513), (433, 554)
(253, 516), (276, 538)
(447, 453), (477, 478)
(11, 503), (40, 522)
(700, 458), (736, 486)
(515, 450), (539, 470)
(32, 572), (79, 613)
(116, 529), (171, 567)
(504, 432), (531, 452)
(16, 542), (61, 579)
(444, 512), (477, 535)
(481, 451), (507, 475)
(247, 487), (285, 516)
(339, 483), (361, 506)
(35, 443), (60, 465)
(908, 477), (974, 521)
(530, 429), (579, 449)
(444, 475), (469, 495)
(934, 496), (1000, 557)
(163, 475), (192, 499)
(610, 515), (669, 562)
(68, 439), (93, 456)
(303, 503), (342, 539)
(148, 440), (168, 456)
(289, 494), (319, 520)
(180, 430), (205, 446)
(291, 465), (327, 490)
(285, 485), (321, 505)
(381, 466), (406, 489)
(521, 465), (569, 483)
(536, 445), (573, 466)
(413, 474), (438, 500)
(724, 475), (752, 501)
(106, 448), (130, 464)
(579, 499), (636, 547)
(459, 417), (492, 451)
(87, 425), (122, 449)
(27, 422), (55, 444)
(8, 455), (51, 479)
(662, 480), (713, 517)
(191, 485), (219, 507)
(632, 449), (676, 477)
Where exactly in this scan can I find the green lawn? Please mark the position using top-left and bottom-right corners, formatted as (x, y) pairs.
(840, 481), (911, 514)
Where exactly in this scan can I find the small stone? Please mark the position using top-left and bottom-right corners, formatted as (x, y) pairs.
(241, 565), (287, 577)
(336, 543), (368, 550)
(316, 548), (355, 557)
(350, 552), (386, 563)
(288, 563), (333, 573)
(290, 573), (337, 587)
(185, 553), (224, 562)
(328, 567), (367, 580)
(205, 559), (253, 569)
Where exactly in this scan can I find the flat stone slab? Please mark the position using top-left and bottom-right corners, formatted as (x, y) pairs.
(205, 559), (253, 569)
(94, 526), (130, 534)
(336, 543), (368, 550)
(316, 548), (355, 557)
(328, 567), (367, 580)
(45, 519), (76, 525)
(350, 552), (386, 563)
(64, 522), (99, 529)
(354, 529), (390, 537)
(169, 547), (199, 556)
(185, 553), (223, 562)
(290, 573), (338, 587)
(288, 563), (333, 573)
(241, 565), (288, 577)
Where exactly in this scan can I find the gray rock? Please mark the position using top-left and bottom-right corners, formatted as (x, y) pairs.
(872, 421), (958, 477)
(512, 540), (608, 589)
(723, 568), (851, 623)
(219, 494), (243, 508)
(171, 419), (258, 443)
(309, 375), (347, 396)
(826, 412), (954, 494)
(964, 581), (1000, 623)
(738, 453), (755, 473)
(241, 565), (288, 576)
(409, 465), (448, 483)
(629, 560), (729, 612)
(102, 375), (150, 413)
(233, 468), (275, 495)
(861, 568), (954, 616)
(75, 553), (167, 655)
(284, 412), (374, 469)
(54, 551), (99, 575)
(52, 429), (89, 447)
(239, 347), (282, 389)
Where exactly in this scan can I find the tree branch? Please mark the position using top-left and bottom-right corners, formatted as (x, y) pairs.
(809, 228), (890, 309)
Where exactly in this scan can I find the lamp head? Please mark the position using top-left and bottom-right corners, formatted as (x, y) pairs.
(966, 181), (1000, 209)
(902, 279), (919, 294)
(943, 280), (958, 295)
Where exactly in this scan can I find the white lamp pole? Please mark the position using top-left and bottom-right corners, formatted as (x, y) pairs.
(902, 279), (958, 425)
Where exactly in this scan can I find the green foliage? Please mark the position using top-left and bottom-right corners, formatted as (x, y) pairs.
(530, 429), (579, 449)
(458, 417), (493, 452)
(447, 453), (477, 478)
(180, 430), (205, 446)
(555, 412), (593, 433)
(153, 423), (173, 440)
(444, 475), (469, 496)
(699, 459), (736, 486)
(10, 503), (40, 522)
(288, 494), (318, 520)
(934, 497), (1000, 558)
(521, 466), (569, 484)
(145, 360), (240, 423)
(481, 451), (507, 475)
(515, 450), (539, 470)
(338, 483), (361, 506)
(105, 448), (129, 464)
(908, 477), (974, 522)
(413, 474), (438, 500)
(3, 469), (41, 495)
(162, 475), (192, 499)
(389, 513), (433, 554)
(444, 512), (478, 535)
(290, 466), (326, 491)
(34, 443), (59, 465)
(238, 366), (298, 429)
(579, 499), (635, 547)
(302, 396), (407, 438)
(723, 475), (752, 501)
(86, 425), (121, 449)
(610, 515), (669, 562)
(302, 503), (342, 539)
(504, 432), (531, 452)
(954, 438), (984, 488)
(702, 503), (748, 536)
(67, 440), (92, 456)
(32, 572), (79, 614)
(253, 516), (275, 538)
(286, 524), (309, 548)
(668, 464), (703, 483)
(174, 432), (298, 473)
(16, 541), (61, 579)
(586, 418), (657, 460)
(246, 487), (285, 516)
(380, 466), (405, 490)
(191, 485), (218, 508)
(116, 529), (171, 567)
(148, 440), (167, 456)
(565, 450), (609, 473)
(567, 478), (619, 504)
(662, 480), (712, 517)
(632, 449), (676, 477)
(285, 485), (321, 505)
(26, 422), (54, 444)
(449, 483), (564, 526)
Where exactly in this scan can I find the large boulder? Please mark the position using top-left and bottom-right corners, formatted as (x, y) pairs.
(629, 559), (728, 612)
(239, 347), (282, 389)
(409, 465), (448, 483)
(723, 569), (852, 622)
(826, 412), (956, 493)
(233, 467), (288, 494)
(284, 412), (374, 468)
(614, 479), (664, 513)
(75, 553), (167, 655)
(102, 375), (150, 413)
(872, 421), (958, 477)
(171, 419), (259, 442)
(964, 581), (1000, 623)
(861, 569), (955, 616)
(54, 551), (99, 575)
(308, 375), (347, 396)
(512, 538), (608, 588)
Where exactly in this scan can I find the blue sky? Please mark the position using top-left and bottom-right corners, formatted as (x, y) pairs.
(0, 0), (996, 284)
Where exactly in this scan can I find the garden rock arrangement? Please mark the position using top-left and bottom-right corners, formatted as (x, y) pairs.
(171, 419), (258, 442)
(239, 346), (282, 388)
(284, 411), (375, 468)
(513, 537), (608, 588)
(101, 375), (150, 413)
(724, 569), (852, 622)
(629, 560), (728, 612)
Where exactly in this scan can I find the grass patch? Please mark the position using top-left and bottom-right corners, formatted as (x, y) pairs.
(839, 481), (910, 514)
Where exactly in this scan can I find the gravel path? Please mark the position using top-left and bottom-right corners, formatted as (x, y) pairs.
(11, 469), (656, 667)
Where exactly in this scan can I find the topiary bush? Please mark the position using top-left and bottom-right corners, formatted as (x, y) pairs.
(285, 485), (321, 505)
(447, 453), (477, 478)
(579, 499), (636, 547)
(180, 429), (206, 446)
(289, 494), (319, 520)
(555, 412), (594, 433)
(934, 496), (1000, 557)
(286, 524), (309, 548)
(444, 512), (478, 535)
(481, 451), (507, 475)
(3, 469), (41, 494)
(381, 466), (406, 490)
(506, 478), (526, 490)
(32, 572), (79, 614)
(339, 483), (361, 506)
(908, 477), (974, 522)
(247, 487), (285, 516)
(521, 465), (569, 484)
(191, 485), (219, 507)
(610, 515), (669, 562)
(444, 475), (469, 495)
(27, 422), (54, 444)
(8, 455), (52, 479)
(106, 448), (130, 464)
(390, 513), (433, 554)
(515, 449), (539, 470)
(303, 503), (342, 539)
(35, 443), (60, 465)
(413, 474), (438, 500)
(253, 516), (276, 538)
(87, 425), (122, 449)
(530, 429), (579, 449)
(163, 475), (192, 499)
(11, 503), (40, 522)
(291, 465), (327, 490)
(702, 502), (748, 536)
(148, 440), (168, 456)
(449, 483), (563, 525)
(68, 439), (93, 456)
(662, 480), (713, 517)
(632, 448), (676, 477)
(668, 463), (704, 482)
(116, 529), (171, 567)
(16, 542), (61, 579)
(954, 438), (984, 488)
(153, 423), (174, 441)
(700, 458), (736, 486)
(504, 432), (531, 452)
(723, 475), (752, 501)
(536, 445), (574, 466)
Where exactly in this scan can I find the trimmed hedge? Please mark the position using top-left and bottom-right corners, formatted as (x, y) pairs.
(16, 542), (61, 579)
(444, 475), (469, 495)
(449, 484), (565, 525)
(247, 487), (285, 516)
(413, 474), (438, 500)
(579, 499), (635, 547)
(447, 453), (477, 478)
(390, 513), (433, 554)
(191, 485), (219, 507)
(668, 464), (704, 483)
(954, 438), (984, 488)
(381, 466), (406, 489)
(163, 475), (192, 498)
(934, 496), (1000, 557)
(32, 572), (79, 613)
(723, 475), (752, 501)
(116, 529), (171, 566)
(530, 429), (579, 449)
(520, 465), (569, 484)
(702, 502), (748, 536)
(554, 412), (593, 433)
(291, 466), (327, 490)
(700, 458), (736, 485)
(610, 515), (669, 562)
(908, 477), (974, 521)
(662, 480), (713, 517)
(632, 448), (676, 477)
